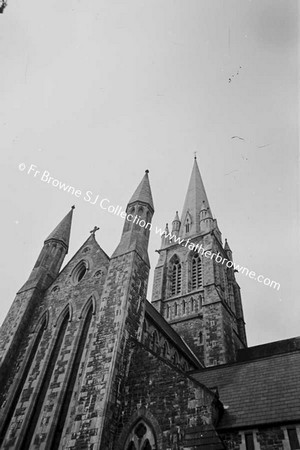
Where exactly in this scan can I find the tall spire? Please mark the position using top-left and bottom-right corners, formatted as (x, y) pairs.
(128, 170), (154, 212)
(179, 157), (212, 236)
(45, 206), (74, 250)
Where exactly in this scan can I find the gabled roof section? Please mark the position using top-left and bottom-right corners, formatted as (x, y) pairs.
(55, 232), (110, 281)
(128, 170), (154, 211)
(191, 342), (300, 429)
(179, 158), (211, 236)
(45, 206), (74, 249)
(145, 300), (203, 369)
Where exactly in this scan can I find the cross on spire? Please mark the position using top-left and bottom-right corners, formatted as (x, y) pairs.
(90, 226), (99, 235)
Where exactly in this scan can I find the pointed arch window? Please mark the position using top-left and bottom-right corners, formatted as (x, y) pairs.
(171, 258), (182, 296)
(21, 310), (70, 449)
(192, 254), (203, 290)
(166, 304), (170, 319)
(151, 331), (158, 352)
(185, 213), (191, 233)
(124, 206), (135, 232)
(174, 302), (178, 316)
(51, 304), (93, 449)
(0, 315), (47, 446)
(124, 420), (157, 450)
(190, 297), (194, 313)
(182, 299), (186, 314)
(162, 341), (169, 357)
(172, 351), (179, 365)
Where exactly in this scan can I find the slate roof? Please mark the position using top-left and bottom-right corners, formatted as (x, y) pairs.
(191, 348), (300, 429)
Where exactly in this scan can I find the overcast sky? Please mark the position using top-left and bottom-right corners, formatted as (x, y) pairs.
(0, 0), (299, 346)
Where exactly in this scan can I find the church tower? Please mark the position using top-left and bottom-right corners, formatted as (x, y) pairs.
(151, 157), (247, 366)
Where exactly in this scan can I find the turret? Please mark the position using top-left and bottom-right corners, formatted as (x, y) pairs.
(224, 238), (232, 261)
(171, 211), (181, 236)
(161, 223), (170, 249)
(19, 206), (74, 292)
(112, 170), (154, 266)
(200, 201), (213, 232)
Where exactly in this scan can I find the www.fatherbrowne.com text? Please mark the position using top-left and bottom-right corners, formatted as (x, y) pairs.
(19, 162), (280, 291)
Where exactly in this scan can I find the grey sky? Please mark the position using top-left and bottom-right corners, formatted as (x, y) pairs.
(0, 0), (299, 346)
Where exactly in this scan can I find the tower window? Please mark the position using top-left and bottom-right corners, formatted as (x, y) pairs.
(192, 254), (203, 290)
(185, 223), (190, 233)
(190, 297), (194, 312)
(171, 258), (182, 296)
(174, 302), (178, 316)
(166, 305), (170, 319)
(182, 299), (186, 314)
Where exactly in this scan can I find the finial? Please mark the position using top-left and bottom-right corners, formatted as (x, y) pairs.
(90, 226), (100, 235)
(145, 169), (149, 174)
(194, 151), (197, 160)
(71, 205), (75, 210)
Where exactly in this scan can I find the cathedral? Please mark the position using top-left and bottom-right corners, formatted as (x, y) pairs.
(0, 159), (299, 450)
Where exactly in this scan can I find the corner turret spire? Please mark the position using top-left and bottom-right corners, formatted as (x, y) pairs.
(19, 207), (75, 292)
(45, 206), (74, 250)
(179, 158), (212, 236)
(112, 171), (154, 266)
(128, 170), (154, 212)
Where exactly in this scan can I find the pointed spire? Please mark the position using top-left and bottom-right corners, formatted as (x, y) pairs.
(224, 238), (233, 261)
(128, 170), (154, 211)
(172, 211), (181, 235)
(45, 206), (74, 249)
(173, 211), (180, 222)
(224, 238), (231, 251)
(112, 171), (154, 265)
(179, 157), (212, 236)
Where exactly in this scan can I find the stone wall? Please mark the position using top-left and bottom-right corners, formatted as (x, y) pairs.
(114, 341), (224, 450)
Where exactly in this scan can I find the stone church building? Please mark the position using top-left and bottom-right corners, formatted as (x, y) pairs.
(0, 159), (299, 450)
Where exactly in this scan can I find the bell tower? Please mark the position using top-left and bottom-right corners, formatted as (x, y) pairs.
(151, 157), (247, 366)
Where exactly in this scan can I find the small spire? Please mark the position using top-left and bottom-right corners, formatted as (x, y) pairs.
(128, 170), (154, 211)
(224, 238), (231, 251)
(173, 211), (180, 222)
(45, 207), (74, 248)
